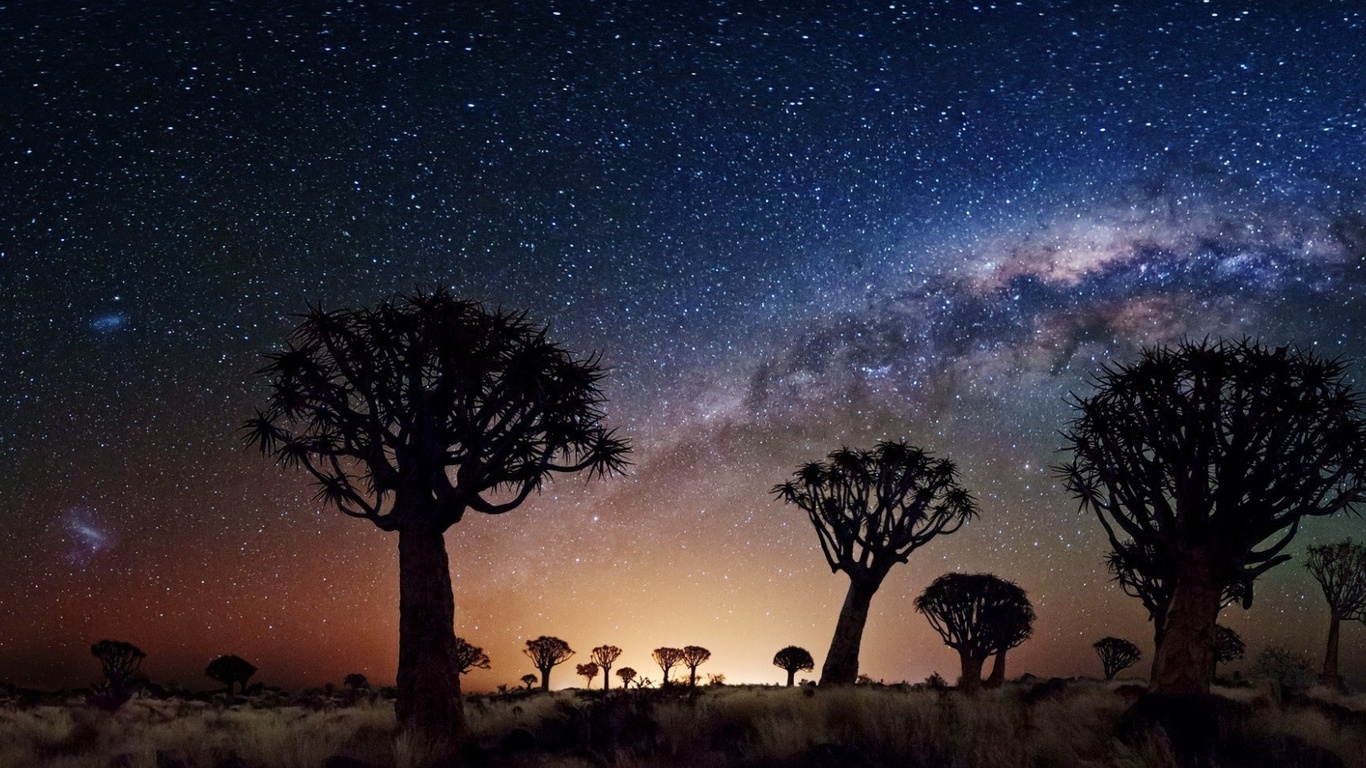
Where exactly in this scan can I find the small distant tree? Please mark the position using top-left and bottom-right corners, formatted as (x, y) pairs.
(344, 673), (369, 690)
(91, 640), (145, 705)
(773, 440), (977, 685)
(652, 647), (685, 685)
(524, 636), (574, 691)
(1093, 637), (1142, 681)
(1305, 540), (1366, 687)
(1254, 645), (1316, 693)
(591, 645), (622, 691)
(454, 637), (492, 676)
(204, 655), (257, 695)
(520, 674), (538, 690)
(1058, 340), (1366, 696)
(576, 662), (600, 688)
(915, 573), (1031, 694)
(616, 667), (637, 688)
(773, 646), (816, 687)
(680, 646), (711, 687)
(1213, 624), (1245, 675)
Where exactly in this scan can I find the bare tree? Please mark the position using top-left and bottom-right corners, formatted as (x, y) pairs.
(204, 655), (257, 695)
(244, 288), (629, 745)
(1093, 637), (1142, 681)
(915, 573), (1031, 694)
(591, 645), (622, 691)
(524, 636), (574, 691)
(576, 662), (600, 688)
(1305, 539), (1366, 687)
(616, 667), (636, 688)
(772, 440), (977, 685)
(652, 647), (685, 685)
(454, 636), (492, 676)
(680, 646), (711, 687)
(90, 639), (145, 706)
(1058, 339), (1366, 696)
(773, 646), (815, 687)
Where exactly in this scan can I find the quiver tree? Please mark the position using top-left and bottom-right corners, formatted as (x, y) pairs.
(520, 674), (538, 690)
(1057, 339), (1366, 696)
(576, 662), (600, 687)
(591, 645), (622, 691)
(616, 667), (637, 688)
(1213, 624), (1245, 676)
(454, 636), (492, 676)
(204, 655), (257, 695)
(244, 288), (629, 746)
(1305, 539), (1366, 687)
(681, 646), (711, 687)
(772, 440), (977, 685)
(652, 647), (685, 684)
(523, 636), (574, 691)
(1093, 637), (1142, 681)
(773, 646), (815, 687)
(90, 639), (145, 704)
(985, 591), (1035, 687)
(915, 573), (1031, 694)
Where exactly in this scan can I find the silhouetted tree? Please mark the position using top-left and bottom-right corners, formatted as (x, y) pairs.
(1213, 624), (1245, 675)
(616, 667), (636, 688)
(454, 636), (492, 676)
(773, 646), (815, 687)
(1093, 637), (1142, 681)
(244, 288), (629, 746)
(524, 636), (574, 691)
(344, 673), (369, 690)
(652, 647), (685, 685)
(576, 662), (600, 687)
(204, 655), (257, 695)
(1058, 339), (1366, 695)
(773, 440), (977, 685)
(520, 674), (538, 690)
(680, 646), (711, 687)
(591, 645), (622, 691)
(985, 591), (1035, 687)
(1305, 539), (1366, 687)
(915, 573), (1031, 694)
(90, 640), (144, 708)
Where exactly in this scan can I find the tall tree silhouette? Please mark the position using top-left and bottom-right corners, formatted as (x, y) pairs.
(772, 440), (977, 685)
(591, 645), (622, 691)
(524, 636), (574, 691)
(576, 662), (600, 688)
(652, 647), (685, 685)
(1058, 339), (1366, 696)
(90, 639), (144, 706)
(915, 573), (1031, 694)
(1305, 539), (1366, 687)
(773, 646), (815, 687)
(985, 591), (1035, 687)
(453, 636), (491, 676)
(1093, 637), (1141, 681)
(680, 646), (711, 687)
(244, 288), (629, 745)
(204, 655), (257, 695)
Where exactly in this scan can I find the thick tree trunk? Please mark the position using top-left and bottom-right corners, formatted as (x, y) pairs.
(689, 668), (698, 687)
(786, 669), (797, 687)
(957, 650), (987, 694)
(986, 648), (1007, 687)
(820, 578), (878, 686)
(603, 666), (611, 691)
(539, 667), (552, 691)
(1321, 614), (1342, 687)
(1150, 550), (1222, 695)
(1149, 622), (1165, 681)
(395, 527), (467, 748)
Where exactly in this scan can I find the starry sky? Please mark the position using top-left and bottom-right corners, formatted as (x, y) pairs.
(3, 1), (1366, 693)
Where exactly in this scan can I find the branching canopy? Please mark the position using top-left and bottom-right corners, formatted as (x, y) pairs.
(652, 647), (685, 678)
(244, 287), (630, 534)
(1305, 539), (1366, 621)
(773, 646), (815, 674)
(1093, 636), (1141, 680)
(772, 440), (977, 586)
(591, 645), (622, 669)
(915, 573), (1032, 657)
(523, 636), (574, 672)
(454, 636), (491, 675)
(91, 640), (145, 688)
(1214, 624), (1246, 665)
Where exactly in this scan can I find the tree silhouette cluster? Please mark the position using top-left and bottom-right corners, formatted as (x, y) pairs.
(914, 573), (1034, 694)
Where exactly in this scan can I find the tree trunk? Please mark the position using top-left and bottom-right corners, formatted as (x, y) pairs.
(689, 668), (698, 687)
(1150, 549), (1222, 695)
(1321, 614), (1342, 688)
(986, 647), (1007, 687)
(819, 578), (878, 686)
(786, 669), (796, 687)
(395, 527), (467, 748)
(539, 667), (552, 691)
(603, 666), (611, 691)
(957, 650), (987, 694)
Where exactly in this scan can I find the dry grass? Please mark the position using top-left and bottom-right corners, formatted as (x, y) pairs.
(0, 681), (1362, 767)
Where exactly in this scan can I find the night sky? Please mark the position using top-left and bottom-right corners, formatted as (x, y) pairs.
(4, 1), (1366, 693)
